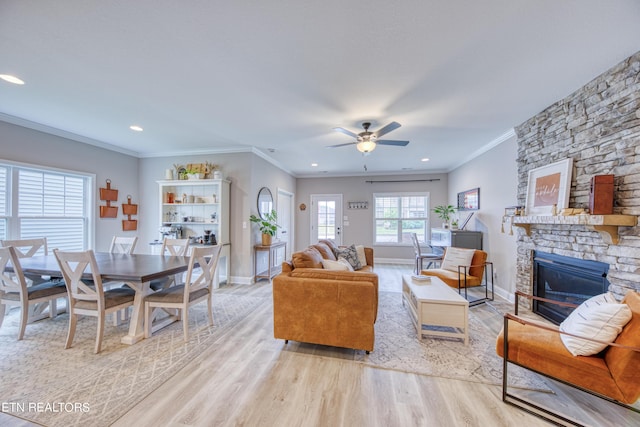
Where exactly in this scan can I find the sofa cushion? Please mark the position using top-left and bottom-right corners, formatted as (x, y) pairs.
(355, 245), (367, 267)
(560, 292), (632, 356)
(318, 239), (339, 252)
(321, 258), (353, 271)
(312, 242), (337, 261)
(335, 244), (362, 270)
(292, 246), (324, 269)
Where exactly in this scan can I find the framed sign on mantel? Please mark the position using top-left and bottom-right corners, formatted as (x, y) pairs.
(525, 158), (573, 216)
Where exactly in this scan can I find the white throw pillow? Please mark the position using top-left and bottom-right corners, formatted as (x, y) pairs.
(355, 245), (367, 268)
(559, 292), (632, 356)
(321, 258), (351, 271)
(337, 257), (355, 271)
(440, 247), (475, 272)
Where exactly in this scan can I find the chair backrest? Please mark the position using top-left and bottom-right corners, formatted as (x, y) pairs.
(0, 246), (28, 299)
(0, 238), (48, 258)
(183, 245), (222, 296)
(440, 248), (487, 277)
(54, 249), (106, 309)
(109, 236), (138, 254)
(410, 233), (421, 256)
(469, 249), (487, 277)
(161, 238), (190, 256)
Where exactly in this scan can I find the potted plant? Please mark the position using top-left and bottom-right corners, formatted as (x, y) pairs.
(433, 204), (456, 228)
(185, 168), (203, 180)
(249, 209), (279, 245)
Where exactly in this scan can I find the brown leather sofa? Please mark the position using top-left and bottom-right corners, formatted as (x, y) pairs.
(272, 240), (378, 352)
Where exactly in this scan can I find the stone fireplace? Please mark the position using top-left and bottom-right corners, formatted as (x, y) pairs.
(515, 51), (640, 301)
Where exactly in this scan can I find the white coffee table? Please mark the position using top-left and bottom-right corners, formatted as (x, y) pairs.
(402, 275), (469, 345)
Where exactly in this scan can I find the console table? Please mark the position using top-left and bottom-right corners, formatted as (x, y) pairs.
(254, 241), (286, 282)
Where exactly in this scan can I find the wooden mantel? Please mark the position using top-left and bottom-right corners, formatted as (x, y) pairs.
(511, 214), (637, 245)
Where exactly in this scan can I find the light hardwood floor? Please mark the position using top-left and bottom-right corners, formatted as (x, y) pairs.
(2, 263), (637, 426)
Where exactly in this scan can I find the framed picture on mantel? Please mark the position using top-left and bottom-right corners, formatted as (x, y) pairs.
(525, 158), (573, 216)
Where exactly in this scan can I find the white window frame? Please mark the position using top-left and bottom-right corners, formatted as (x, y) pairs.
(0, 159), (95, 250)
(373, 192), (430, 246)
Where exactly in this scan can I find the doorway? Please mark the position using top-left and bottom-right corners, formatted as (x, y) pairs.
(310, 194), (343, 246)
(277, 188), (294, 259)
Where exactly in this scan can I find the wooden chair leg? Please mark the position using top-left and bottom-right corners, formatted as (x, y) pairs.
(18, 300), (29, 341)
(0, 303), (6, 329)
(144, 303), (152, 339)
(95, 312), (105, 354)
(65, 313), (77, 349)
(182, 306), (189, 342)
(207, 295), (214, 327)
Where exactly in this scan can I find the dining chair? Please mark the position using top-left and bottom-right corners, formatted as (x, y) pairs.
(54, 249), (136, 353)
(1, 237), (50, 285)
(150, 238), (190, 291)
(144, 245), (222, 342)
(411, 233), (443, 274)
(109, 236), (138, 254)
(0, 246), (68, 340)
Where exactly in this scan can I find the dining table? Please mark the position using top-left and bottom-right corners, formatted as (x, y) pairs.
(12, 252), (192, 345)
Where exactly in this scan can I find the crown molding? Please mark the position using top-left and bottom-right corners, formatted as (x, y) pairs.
(447, 128), (516, 172)
(0, 113), (140, 157)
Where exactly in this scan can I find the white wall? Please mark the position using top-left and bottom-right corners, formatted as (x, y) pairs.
(0, 121), (139, 251)
(447, 135), (518, 299)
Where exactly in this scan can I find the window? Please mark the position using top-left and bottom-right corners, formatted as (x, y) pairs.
(0, 166), (7, 240)
(0, 162), (92, 251)
(374, 193), (429, 245)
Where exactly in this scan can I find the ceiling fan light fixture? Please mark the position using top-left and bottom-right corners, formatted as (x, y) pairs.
(356, 140), (376, 153)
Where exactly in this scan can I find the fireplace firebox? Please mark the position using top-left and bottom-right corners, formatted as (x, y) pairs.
(533, 251), (609, 324)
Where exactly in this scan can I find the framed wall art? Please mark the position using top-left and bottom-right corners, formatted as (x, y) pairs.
(457, 187), (480, 211)
(525, 158), (573, 216)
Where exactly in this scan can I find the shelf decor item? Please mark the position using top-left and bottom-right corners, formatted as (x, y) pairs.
(525, 158), (573, 216)
(122, 195), (138, 231)
(99, 179), (119, 218)
(250, 209), (279, 246)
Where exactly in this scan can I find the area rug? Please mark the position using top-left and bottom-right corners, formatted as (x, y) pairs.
(284, 291), (552, 393)
(0, 291), (266, 427)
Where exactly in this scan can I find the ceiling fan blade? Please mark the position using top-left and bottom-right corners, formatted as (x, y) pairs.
(373, 121), (401, 138)
(377, 139), (409, 147)
(326, 142), (356, 148)
(332, 127), (359, 138)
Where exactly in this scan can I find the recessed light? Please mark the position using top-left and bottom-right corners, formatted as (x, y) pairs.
(129, 125), (143, 132)
(421, 158), (430, 162)
(311, 163), (318, 167)
(0, 74), (25, 85)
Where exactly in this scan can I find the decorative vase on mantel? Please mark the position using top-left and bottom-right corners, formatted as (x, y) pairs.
(262, 233), (272, 246)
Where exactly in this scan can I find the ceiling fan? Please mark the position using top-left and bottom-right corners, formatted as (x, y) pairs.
(328, 121), (409, 154)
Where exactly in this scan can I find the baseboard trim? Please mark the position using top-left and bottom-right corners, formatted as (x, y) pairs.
(375, 258), (414, 265)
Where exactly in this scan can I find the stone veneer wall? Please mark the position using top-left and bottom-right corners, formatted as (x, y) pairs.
(515, 51), (640, 300)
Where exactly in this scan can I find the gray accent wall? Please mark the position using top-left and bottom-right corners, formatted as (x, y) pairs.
(0, 120), (139, 252)
(295, 173), (449, 260)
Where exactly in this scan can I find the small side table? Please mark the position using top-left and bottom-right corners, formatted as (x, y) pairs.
(254, 241), (286, 282)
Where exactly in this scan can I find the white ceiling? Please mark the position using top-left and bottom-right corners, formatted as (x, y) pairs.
(1, 1), (639, 177)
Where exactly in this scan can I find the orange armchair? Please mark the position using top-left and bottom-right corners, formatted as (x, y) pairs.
(496, 291), (640, 425)
(420, 248), (493, 306)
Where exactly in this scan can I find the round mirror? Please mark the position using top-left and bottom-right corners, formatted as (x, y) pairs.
(257, 187), (273, 219)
